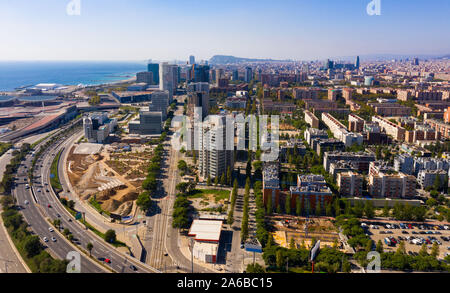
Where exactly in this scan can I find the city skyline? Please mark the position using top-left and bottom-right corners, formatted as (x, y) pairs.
(0, 0), (449, 61)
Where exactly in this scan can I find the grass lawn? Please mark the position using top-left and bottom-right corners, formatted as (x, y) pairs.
(189, 189), (230, 202)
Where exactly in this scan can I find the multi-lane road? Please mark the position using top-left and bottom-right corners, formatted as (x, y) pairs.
(12, 123), (160, 273)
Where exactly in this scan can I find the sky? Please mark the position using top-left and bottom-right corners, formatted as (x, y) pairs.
(0, 0), (449, 61)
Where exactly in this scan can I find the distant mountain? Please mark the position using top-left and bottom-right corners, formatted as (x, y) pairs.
(437, 54), (450, 60)
(209, 55), (287, 64)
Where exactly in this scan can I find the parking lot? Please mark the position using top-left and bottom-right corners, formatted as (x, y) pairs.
(362, 221), (450, 259)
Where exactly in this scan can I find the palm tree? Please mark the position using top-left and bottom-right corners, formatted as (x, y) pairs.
(87, 242), (94, 257)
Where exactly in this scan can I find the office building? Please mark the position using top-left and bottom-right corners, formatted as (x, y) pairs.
(147, 62), (159, 84)
(83, 112), (117, 144)
(149, 91), (169, 120)
(244, 67), (253, 83)
(189, 55), (196, 65)
(128, 111), (162, 135)
(136, 72), (153, 85)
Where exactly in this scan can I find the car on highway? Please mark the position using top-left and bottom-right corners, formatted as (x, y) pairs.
(24, 200), (29, 205)
(130, 265), (137, 271)
(47, 204), (52, 208)
(48, 227), (54, 232)
(37, 189), (41, 192)
(51, 237), (57, 242)
(43, 237), (49, 242)
(104, 259), (111, 264)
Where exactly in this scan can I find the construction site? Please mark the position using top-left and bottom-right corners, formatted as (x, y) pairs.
(66, 142), (153, 217)
(269, 215), (342, 250)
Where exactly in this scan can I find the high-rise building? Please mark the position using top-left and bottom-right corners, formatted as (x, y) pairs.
(355, 56), (360, 69)
(159, 62), (176, 102)
(232, 69), (239, 81)
(129, 111), (162, 135)
(136, 71), (153, 85)
(149, 91), (169, 120)
(191, 65), (210, 83)
(244, 67), (253, 83)
(199, 115), (234, 179)
(83, 113), (117, 144)
(147, 62), (160, 85)
(189, 55), (196, 65)
(187, 83), (210, 119)
(215, 69), (224, 85)
(413, 57), (419, 66)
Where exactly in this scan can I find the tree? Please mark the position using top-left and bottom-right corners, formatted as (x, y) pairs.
(364, 200), (375, 219)
(214, 176), (219, 186)
(325, 202), (333, 217)
(289, 237), (296, 249)
(207, 175), (212, 186)
(376, 240), (384, 254)
(285, 195), (291, 215)
(87, 242), (93, 256)
(227, 167), (232, 186)
(246, 263), (266, 273)
(220, 173), (226, 186)
(382, 201), (390, 218)
(419, 243), (428, 257)
(276, 250), (285, 270)
(396, 241), (406, 255)
(136, 192), (152, 212)
(23, 236), (42, 258)
(296, 197), (302, 216)
(315, 201), (321, 216)
(105, 229), (116, 244)
(431, 242), (439, 259)
(266, 194), (272, 215)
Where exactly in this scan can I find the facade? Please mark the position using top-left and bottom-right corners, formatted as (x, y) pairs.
(136, 71), (153, 85)
(348, 113), (365, 133)
(394, 154), (414, 175)
(417, 169), (448, 189)
(337, 171), (363, 197)
(128, 111), (162, 135)
(149, 91), (169, 120)
(369, 103), (411, 116)
(304, 110), (319, 128)
(289, 175), (333, 211)
(304, 128), (328, 146)
(293, 87), (319, 100)
(188, 219), (222, 263)
(369, 172), (416, 198)
(324, 151), (376, 172)
(187, 82), (210, 119)
(198, 115), (234, 179)
(244, 67), (253, 83)
(159, 62), (177, 102)
(147, 63), (160, 84)
(83, 112), (117, 144)
(372, 116), (406, 141)
(225, 96), (247, 109)
(322, 113), (363, 147)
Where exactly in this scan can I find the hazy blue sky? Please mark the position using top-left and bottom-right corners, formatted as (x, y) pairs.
(0, 0), (449, 61)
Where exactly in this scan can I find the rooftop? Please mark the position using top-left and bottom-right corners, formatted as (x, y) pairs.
(188, 220), (223, 243)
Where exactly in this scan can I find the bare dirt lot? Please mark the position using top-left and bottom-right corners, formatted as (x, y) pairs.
(269, 216), (341, 250)
(66, 143), (153, 216)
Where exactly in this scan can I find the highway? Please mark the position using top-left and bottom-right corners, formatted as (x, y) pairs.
(13, 122), (160, 273)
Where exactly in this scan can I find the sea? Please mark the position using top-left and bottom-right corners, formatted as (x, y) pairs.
(0, 61), (147, 94)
